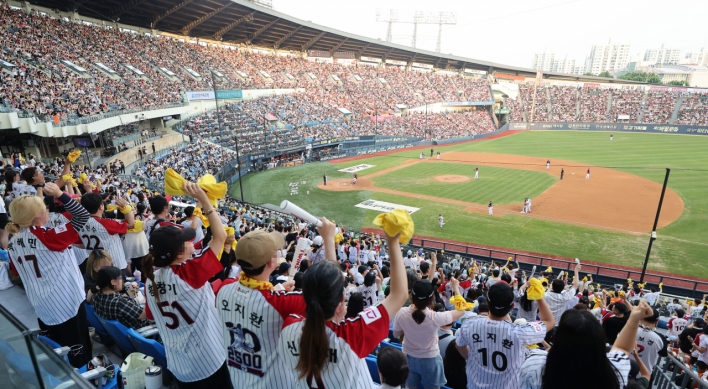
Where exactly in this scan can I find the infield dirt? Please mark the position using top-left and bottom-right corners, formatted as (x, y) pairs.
(319, 152), (684, 234)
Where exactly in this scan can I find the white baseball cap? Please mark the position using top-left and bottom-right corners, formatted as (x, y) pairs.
(313, 236), (324, 245)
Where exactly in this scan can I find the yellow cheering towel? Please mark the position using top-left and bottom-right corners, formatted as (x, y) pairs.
(618, 291), (626, 298)
(225, 227), (237, 250)
(372, 208), (414, 244)
(546, 267), (553, 273)
(105, 204), (119, 212)
(638, 282), (646, 289)
(192, 208), (209, 228)
(67, 150), (82, 163)
(526, 344), (539, 349)
(597, 283), (601, 290)
(62, 174), (73, 183)
(686, 299), (695, 307)
(593, 296), (603, 307)
(526, 278), (546, 301)
(582, 276), (588, 282)
(659, 282), (663, 290)
(164, 168), (227, 207)
(334, 232), (344, 243)
(449, 294), (475, 311)
(127, 220), (144, 233)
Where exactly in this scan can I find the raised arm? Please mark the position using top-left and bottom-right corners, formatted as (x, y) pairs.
(612, 301), (653, 355)
(46, 183), (90, 231)
(54, 158), (73, 188)
(572, 263), (580, 290)
(184, 182), (224, 257)
(316, 217), (337, 261)
(537, 298), (555, 331)
(381, 233), (406, 317)
(115, 197), (135, 229)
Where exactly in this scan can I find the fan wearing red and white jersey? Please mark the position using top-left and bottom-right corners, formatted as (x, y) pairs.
(668, 309), (689, 338)
(76, 194), (134, 271)
(358, 268), (382, 309)
(143, 182), (230, 388)
(277, 224), (409, 389)
(216, 219), (336, 389)
(6, 184), (92, 368)
(143, 195), (181, 243)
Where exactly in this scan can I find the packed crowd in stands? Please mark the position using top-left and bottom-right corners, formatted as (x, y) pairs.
(3, 151), (702, 389)
(676, 93), (708, 125)
(579, 88), (611, 122)
(610, 88), (644, 123)
(642, 90), (680, 124)
(134, 141), (233, 181)
(548, 85), (579, 122)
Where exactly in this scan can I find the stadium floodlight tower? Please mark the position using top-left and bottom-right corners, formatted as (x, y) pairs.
(376, 9), (457, 52)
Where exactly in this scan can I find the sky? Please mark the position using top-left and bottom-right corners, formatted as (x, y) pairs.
(273, 0), (708, 68)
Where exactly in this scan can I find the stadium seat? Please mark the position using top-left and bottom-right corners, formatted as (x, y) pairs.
(365, 355), (380, 384)
(37, 335), (69, 364)
(379, 340), (402, 351)
(126, 328), (167, 370)
(97, 317), (137, 356)
(84, 302), (112, 344)
(0, 337), (66, 388)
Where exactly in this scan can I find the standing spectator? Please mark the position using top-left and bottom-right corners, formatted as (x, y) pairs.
(455, 282), (555, 389)
(5, 184), (92, 368)
(545, 263), (580, 326)
(631, 307), (667, 378)
(443, 339), (468, 389)
(143, 183), (230, 388)
(518, 301), (653, 389)
(603, 302), (629, 345)
(277, 228), (407, 387)
(393, 278), (465, 389)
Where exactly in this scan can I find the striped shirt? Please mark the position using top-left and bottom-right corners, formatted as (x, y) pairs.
(7, 194), (89, 325)
(217, 280), (306, 389)
(278, 304), (390, 389)
(145, 247), (226, 382)
(48, 212), (89, 265)
(77, 218), (128, 270)
(518, 350), (630, 389)
(456, 316), (546, 389)
(544, 287), (576, 326)
(632, 327), (667, 377)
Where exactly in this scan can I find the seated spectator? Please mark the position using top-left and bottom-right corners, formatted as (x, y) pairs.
(377, 347), (410, 389)
(84, 249), (114, 301)
(90, 266), (151, 329)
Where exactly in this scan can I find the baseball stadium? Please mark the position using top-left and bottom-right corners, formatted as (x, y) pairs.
(1, 0), (708, 387)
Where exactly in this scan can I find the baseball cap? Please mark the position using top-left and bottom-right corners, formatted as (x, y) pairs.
(411, 280), (435, 300)
(407, 250), (412, 256)
(149, 226), (196, 261)
(487, 282), (514, 311)
(313, 236), (324, 246)
(235, 230), (285, 270)
(695, 318), (706, 328)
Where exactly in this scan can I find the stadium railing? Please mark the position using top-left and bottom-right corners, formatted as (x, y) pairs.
(406, 236), (708, 297)
(654, 353), (708, 388)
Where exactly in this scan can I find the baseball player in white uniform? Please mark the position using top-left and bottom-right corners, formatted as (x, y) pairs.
(546, 159), (550, 170)
(439, 214), (445, 228)
(455, 282), (555, 389)
(474, 167), (479, 179)
(6, 185), (93, 368)
(586, 169), (591, 179)
(488, 200), (494, 216)
(143, 183), (232, 388)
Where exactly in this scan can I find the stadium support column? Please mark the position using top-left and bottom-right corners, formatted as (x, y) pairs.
(639, 168), (670, 284)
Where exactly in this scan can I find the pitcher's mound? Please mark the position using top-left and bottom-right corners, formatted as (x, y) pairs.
(434, 175), (470, 183)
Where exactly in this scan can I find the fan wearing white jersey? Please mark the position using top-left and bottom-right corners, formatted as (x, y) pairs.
(668, 309), (689, 338)
(6, 183), (92, 368)
(358, 268), (383, 309)
(143, 182), (230, 388)
(277, 227), (409, 389)
(74, 194), (134, 272)
(181, 206), (204, 246)
(455, 281), (555, 389)
(216, 218), (336, 389)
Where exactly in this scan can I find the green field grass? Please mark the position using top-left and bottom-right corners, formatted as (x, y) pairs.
(230, 131), (708, 278)
(371, 162), (556, 205)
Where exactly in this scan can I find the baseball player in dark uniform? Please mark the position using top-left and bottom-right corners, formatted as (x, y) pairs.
(323, 172), (327, 186)
(560, 168), (564, 180)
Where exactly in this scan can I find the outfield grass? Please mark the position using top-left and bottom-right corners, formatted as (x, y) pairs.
(371, 162), (556, 205)
(230, 131), (708, 278)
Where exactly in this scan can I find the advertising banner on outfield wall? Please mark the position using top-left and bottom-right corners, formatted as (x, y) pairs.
(509, 122), (708, 135)
(355, 200), (420, 214)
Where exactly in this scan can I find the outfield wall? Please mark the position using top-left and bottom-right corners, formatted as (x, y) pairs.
(510, 122), (708, 135)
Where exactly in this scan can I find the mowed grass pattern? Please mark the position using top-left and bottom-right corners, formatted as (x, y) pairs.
(230, 131), (708, 277)
(371, 162), (556, 205)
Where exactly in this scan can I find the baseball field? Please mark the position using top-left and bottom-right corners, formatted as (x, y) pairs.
(229, 131), (708, 278)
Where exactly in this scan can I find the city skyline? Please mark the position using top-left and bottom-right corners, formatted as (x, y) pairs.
(273, 0), (708, 70)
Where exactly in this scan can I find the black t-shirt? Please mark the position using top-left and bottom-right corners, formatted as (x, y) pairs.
(285, 232), (298, 245)
(679, 327), (703, 353)
(603, 315), (628, 344)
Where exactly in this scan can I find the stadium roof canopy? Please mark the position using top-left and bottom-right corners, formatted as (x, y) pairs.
(26, 0), (644, 84)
